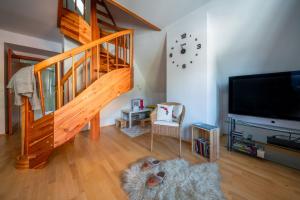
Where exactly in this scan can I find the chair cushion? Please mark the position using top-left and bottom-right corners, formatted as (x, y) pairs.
(157, 104), (173, 122)
(172, 105), (183, 122)
(154, 120), (179, 127)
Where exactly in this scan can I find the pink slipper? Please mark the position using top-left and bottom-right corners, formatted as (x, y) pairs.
(141, 160), (160, 171)
(146, 171), (166, 188)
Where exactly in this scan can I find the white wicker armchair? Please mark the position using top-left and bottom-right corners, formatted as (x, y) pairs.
(150, 102), (185, 156)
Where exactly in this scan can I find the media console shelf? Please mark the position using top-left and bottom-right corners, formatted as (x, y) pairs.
(227, 118), (300, 169)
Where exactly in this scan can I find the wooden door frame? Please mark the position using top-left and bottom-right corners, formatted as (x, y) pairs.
(6, 49), (44, 135)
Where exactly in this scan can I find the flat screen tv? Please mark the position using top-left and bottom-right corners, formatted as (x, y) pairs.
(229, 71), (300, 122)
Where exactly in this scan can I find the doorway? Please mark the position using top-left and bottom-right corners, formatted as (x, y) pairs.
(5, 44), (59, 135)
(6, 49), (44, 135)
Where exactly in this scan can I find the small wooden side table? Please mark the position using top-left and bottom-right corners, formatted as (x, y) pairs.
(121, 108), (151, 128)
(191, 122), (220, 162)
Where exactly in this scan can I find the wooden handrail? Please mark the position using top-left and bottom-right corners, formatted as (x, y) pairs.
(34, 30), (133, 73)
(33, 29), (133, 119)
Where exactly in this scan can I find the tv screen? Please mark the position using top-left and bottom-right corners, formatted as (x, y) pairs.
(229, 71), (300, 121)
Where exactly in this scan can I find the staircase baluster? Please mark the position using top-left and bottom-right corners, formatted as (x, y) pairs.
(67, 80), (70, 103)
(89, 50), (93, 85)
(83, 52), (86, 88)
(106, 42), (109, 72)
(118, 37), (122, 67)
(123, 35), (126, 66)
(37, 71), (45, 116)
(72, 56), (76, 99)
(97, 44), (100, 79)
(130, 32), (134, 68)
(115, 38), (118, 69)
(85, 50), (88, 88)
(57, 62), (62, 108)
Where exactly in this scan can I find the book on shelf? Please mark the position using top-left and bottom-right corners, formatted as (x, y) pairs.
(194, 137), (210, 158)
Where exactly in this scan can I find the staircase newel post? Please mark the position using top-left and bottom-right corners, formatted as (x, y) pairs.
(15, 97), (31, 169)
(89, 0), (101, 140)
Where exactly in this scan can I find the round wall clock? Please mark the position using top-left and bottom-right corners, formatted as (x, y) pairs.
(169, 33), (201, 69)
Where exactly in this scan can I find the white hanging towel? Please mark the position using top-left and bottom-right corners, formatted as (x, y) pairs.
(7, 65), (41, 110)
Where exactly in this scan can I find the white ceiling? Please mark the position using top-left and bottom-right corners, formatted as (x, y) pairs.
(0, 0), (61, 42)
(0, 0), (209, 42)
(113, 0), (210, 29)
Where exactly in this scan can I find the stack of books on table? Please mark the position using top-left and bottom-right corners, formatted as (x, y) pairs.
(194, 138), (210, 158)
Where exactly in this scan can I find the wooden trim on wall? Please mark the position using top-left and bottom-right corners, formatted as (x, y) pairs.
(7, 48), (13, 135)
(12, 54), (45, 62)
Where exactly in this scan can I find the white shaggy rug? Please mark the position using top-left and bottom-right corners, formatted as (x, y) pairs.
(122, 157), (225, 200)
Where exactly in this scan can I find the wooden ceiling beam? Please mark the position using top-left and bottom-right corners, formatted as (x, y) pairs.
(104, 0), (161, 31)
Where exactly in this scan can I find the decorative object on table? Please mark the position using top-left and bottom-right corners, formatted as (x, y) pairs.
(121, 125), (151, 138)
(191, 122), (220, 162)
(122, 157), (225, 200)
(150, 102), (185, 156)
(169, 32), (202, 69)
(140, 99), (144, 110)
(131, 99), (141, 111)
(131, 98), (144, 111)
(121, 108), (151, 129)
(115, 118), (128, 129)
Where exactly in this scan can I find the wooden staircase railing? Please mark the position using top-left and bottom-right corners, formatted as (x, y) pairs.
(35, 29), (133, 113)
(16, 29), (134, 169)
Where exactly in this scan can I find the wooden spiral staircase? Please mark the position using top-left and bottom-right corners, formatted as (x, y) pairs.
(16, 0), (134, 169)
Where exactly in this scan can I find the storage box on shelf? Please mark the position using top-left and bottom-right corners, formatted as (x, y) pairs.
(115, 118), (128, 129)
(191, 122), (220, 162)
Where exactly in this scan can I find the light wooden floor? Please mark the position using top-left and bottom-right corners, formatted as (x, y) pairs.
(0, 126), (300, 200)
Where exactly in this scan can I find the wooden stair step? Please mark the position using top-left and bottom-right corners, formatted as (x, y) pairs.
(96, 10), (110, 19)
(98, 19), (122, 31)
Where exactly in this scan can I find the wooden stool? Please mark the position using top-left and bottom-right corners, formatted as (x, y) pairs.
(115, 118), (128, 129)
(140, 118), (151, 128)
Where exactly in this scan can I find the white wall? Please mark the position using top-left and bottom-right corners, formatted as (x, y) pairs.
(0, 28), (62, 134)
(166, 10), (211, 139)
(206, 0), (300, 132)
(166, 0), (300, 139)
